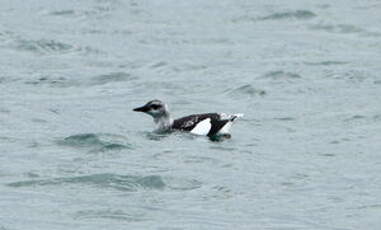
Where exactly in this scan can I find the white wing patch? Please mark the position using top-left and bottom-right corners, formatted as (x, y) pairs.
(190, 118), (211, 136)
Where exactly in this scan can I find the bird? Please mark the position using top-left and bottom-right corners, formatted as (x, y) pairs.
(133, 99), (243, 138)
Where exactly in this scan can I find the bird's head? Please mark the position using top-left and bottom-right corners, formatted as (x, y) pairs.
(133, 99), (169, 118)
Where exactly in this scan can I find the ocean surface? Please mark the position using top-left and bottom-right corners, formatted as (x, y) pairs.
(1, 0), (381, 229)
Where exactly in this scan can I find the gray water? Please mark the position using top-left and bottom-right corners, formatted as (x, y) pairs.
(1, 0), (381, 229)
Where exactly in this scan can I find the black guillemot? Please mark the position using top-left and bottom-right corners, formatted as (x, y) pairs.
(133, 100), (243, 138)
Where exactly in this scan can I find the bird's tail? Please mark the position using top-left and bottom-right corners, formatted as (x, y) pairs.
(230, 113), (244, 121)
(217, 113), (243, 135)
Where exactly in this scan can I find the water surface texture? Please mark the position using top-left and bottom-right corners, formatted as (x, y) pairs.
(1, 0), (381, 229)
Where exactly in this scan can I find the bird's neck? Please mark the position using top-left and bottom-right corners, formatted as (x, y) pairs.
(153, 112), (173, 131)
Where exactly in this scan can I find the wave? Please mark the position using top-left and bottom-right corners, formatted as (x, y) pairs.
(16, 39), (74, 54)
(89, 72), (137, 86)
(232, 10), (316, 23)
(309, 23), (363, 34)
(23, 71), (136, 88)
(74, 209), (149, 222)
(304, 61), (348, 66)
(8, 173), (202, 191)
(260, 70), (302, 80)
(7, 173), (166, 191)
(258, 10), (316, 21)
(225, 84), (266, 98)
(13, 37), (104, 56)
(58, 133), (133, 152)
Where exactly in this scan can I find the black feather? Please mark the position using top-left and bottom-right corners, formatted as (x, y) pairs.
(172, 113), (230, 137)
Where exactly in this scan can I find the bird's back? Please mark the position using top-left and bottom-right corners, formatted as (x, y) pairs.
(172, 113), (240, 137)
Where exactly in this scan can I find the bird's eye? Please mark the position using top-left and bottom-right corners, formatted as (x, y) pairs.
(151, 104), (161, 110)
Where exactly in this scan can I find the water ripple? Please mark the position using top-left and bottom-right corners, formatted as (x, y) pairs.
(7, 173), (166, 191)
(24, 76), (75, 87)
(16, 39), (74, 54)
(258, 10), (316, 21)
(90, 72), (137, 86)
(225, 84), (266, 98)
(273, 117), (296, 121)
(232, 10), (316, 23)
(13, 38), (104, 56)
(260, 70), (302, 80)
(58, 133), (133, 152)
(47, 1), (119, 20)
(304, 61), (348, 66)
(24, 71), (135, 88)
(74, 209), (149, 222)
(7, 173), (202, 192)
(309, 24), (364, 34)
(165, 177), (202, 191)
(49, 10), (76, 16)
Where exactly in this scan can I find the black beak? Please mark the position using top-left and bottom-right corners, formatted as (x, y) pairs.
(133, 105), (149, 112)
